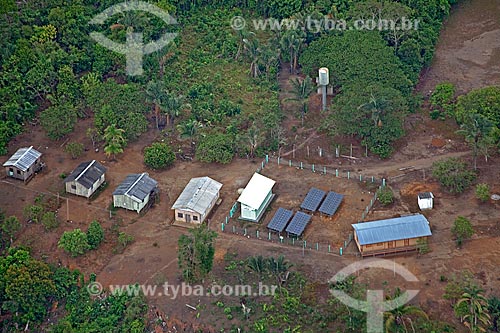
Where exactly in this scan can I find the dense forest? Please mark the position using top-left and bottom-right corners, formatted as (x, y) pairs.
(0, 0), (459, 159)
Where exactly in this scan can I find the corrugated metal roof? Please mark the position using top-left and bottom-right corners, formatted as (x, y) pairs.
(113, 173), (158, 203)
(237, 173), (276, 210)
(171, 177), (222, 214)
(3, 146), (42, 172)
(418, 192), (434, 199)
(64, 160), (106, 189)
(352, 214), (432, 245)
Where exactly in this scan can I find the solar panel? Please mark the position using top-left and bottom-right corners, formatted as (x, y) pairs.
(300, 188), (326, 212)
(285, 211), (312, 236)
(319, 191), (344, 216)
(267, 208), (294, 233)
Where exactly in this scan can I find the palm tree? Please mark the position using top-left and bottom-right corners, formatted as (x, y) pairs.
(164, 92), (188, 127)
(235, 29), (254, 60)
(385, 288), (429, 333)
(145, 80), (167, 130)
(287, 76), (314, 126)
(358, 92), (389, 128)
(103, 124), (126, 160)
(243, 36), (261, 78)
(456, 285), (491, 332)
(280, 30), (305, 74)
(456, 113), (493, 170)
(177, 118), (202, 153)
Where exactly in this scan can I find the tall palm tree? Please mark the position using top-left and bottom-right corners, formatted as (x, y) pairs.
(456, 113), (493, 170)
(385, 288), (429, 333)
(287, 76), (314, 126)
(243, 36), (261, 78)
(145, 80), (167, 130)
(456, 285), (491, 332)
(280, 30), (305, 74)
(235, 29), (254, 60)
(103, 124), (126, 160)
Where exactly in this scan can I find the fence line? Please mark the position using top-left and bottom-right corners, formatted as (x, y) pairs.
(217, 155), (387, 257)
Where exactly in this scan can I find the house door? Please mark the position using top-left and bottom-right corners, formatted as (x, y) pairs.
(185, 214), (191, 223)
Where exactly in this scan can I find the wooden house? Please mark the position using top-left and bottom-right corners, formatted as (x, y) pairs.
(172, 176), (222, 224)
(237, 173), (275, 222)
(3, 146), (43, 182)
(352, 214), (432, 257)
(113, 173), (158, 213)
(64, 160), (106, 198)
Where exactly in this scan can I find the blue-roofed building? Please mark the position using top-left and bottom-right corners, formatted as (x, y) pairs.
(352, 214), (432, 257)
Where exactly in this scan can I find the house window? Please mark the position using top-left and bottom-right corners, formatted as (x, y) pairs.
(404, 239), (410, 246)
(71, 185), (77, 190)
(366, 244), (372, 248)
(193, 215), (198, 221)
(9, 168), (13, 173)
(17, 170), (21, 174)
(177, 212), (184, 218)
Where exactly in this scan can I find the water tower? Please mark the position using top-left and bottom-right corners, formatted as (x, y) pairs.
(318, 67), (329, 111)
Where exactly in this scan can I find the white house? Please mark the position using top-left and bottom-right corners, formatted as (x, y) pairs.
(417, 192), (434, 210)
(172, 176), (223, 224)
(237, 173), (275, 222)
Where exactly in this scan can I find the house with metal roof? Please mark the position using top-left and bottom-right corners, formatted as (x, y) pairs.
(237, 173), (276, 222)
(417, 192), (434, 210)
(64, 160), (107, 198)
(172, 177), (222, 224)
(3, 146), (43, 182)
(352, 214), (432, 257)
(113, 173), (158, 213)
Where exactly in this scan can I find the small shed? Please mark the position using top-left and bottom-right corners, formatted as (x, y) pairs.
(3, 146), (43, 182)
(352, 214), (432, 257)
(113, 173), (158, 213)
(172, 176), (223, 224)
(237, 173), (276, 222)
(64, 160), (106, 198)
(417, 192), (434, 210)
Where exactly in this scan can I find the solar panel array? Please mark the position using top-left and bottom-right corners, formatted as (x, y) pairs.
(286, 211), (312, 236)
(319, 191), (344, 216)
(300, 188), (326, 212)
(267, 208), (294, 233)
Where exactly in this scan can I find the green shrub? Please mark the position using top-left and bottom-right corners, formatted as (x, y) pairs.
(58, 229), (90, 257)
(475, 183), (490, 202)
(64, 142), (84, 159)
(377, 187), (394, 206)
(87, 220), (104, 249)
(118, 232), (134, 248)
(41, 211), (59, 231)
(451, 216), (474, 247)
(23, 204), (44, 223)
(196, 133), (234, 164)
(143, 142), (175, 169)
(432, 158), (476, 193)
(430, 83), (455, 109)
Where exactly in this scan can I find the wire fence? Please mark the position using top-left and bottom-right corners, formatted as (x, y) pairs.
(215, 155), (388, 256)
